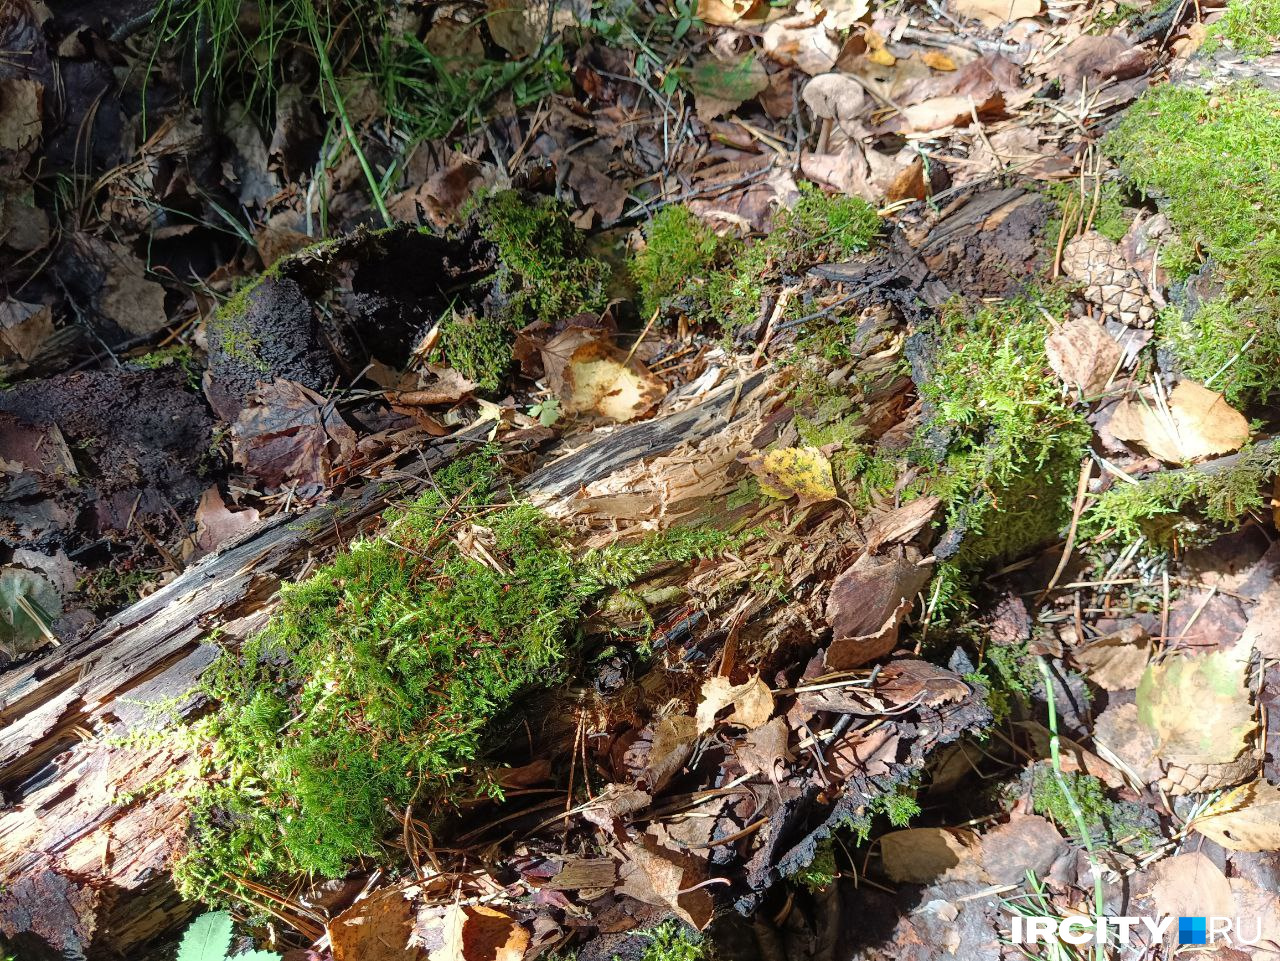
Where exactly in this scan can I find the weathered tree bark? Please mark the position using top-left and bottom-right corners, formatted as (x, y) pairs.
(0, 371), (769, 961)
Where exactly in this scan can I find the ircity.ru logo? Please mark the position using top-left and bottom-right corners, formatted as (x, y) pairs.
(1008, 914), (1262, 947)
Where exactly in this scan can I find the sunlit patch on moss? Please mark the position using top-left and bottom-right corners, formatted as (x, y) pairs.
(1205, 0), (1280, 55)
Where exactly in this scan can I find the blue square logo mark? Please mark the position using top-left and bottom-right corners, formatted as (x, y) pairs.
(1179, 917), (1207, 945)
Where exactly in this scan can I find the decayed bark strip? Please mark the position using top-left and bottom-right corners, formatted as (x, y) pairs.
(0, 371), (768, 961)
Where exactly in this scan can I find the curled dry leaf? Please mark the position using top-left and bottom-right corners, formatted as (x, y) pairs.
(231, 379), (358, 491)
(762, 15), (840, 76)
(194, 486), (260, 555)
(825, 549), (932, 669)
(540, 327), (665, 423)
(1072, 625), (1151, 691)
(1192, 780), (1280, 852)
(864, 495), (940, 553)
(1136, 641), (1257, 767)
(1045, 317), (1123, 397)
(617, 834), (716, 930)
(741, 445), (837, 507)
(0, 299), (53, 365)
(1110, 380), (1250, 464)
(696, 674), (774, 732)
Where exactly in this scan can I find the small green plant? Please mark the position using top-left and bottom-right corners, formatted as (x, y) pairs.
(175, 911), (279, 961)
(630, 205), (724, 313)
(1156, 298), (1280, 407)
(632, 922), (709, 961)
(133, 344), (202, 390)
(175, 450), (739, 900)
(792, 840), (839, 892)
(1029, 765), (1157, 853)
(1205, 0), (1280, 55)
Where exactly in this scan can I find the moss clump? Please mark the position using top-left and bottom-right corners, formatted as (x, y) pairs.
(1029, 766), (1158, 852)
(706, 184), (881, 332)
(175, 450), (736, 900)
(631, 205), (725, 313)
(910, 294), (1092, 610)
(792, 840), (839, 892)
(1156, 298), (1280, 406)
(1205, 0), (1280, 55)
(435, 190), (610, 389)
(634, 923), (710, 961)
(476, 190), (610, 322)
(1106, 82), (1280, 293)
(1084, 441), (1280, 545)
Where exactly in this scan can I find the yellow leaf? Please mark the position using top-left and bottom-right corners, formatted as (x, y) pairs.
(742, 446), (837, 507)
(920, 50), (956, 70)
(1192, 780), (1280, 851)
(1109, 380), (1250, 464)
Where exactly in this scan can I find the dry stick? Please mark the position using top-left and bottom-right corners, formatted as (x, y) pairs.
(1037, 458), (1094, 605)
(622, 306), (662, 367)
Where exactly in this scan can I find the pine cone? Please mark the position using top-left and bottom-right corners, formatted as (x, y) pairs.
(1157, 749), (1259, 796)
(1062, 230), (1155, 329)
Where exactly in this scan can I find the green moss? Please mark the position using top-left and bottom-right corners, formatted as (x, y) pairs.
(174, 450), (738, 900)
(632, 922), (710, 961)
(1029, 765), (1157, 852)
(1044, 179), (1131, 243)
(707, 184), (881, 332)
(133, 344), (202, 391)
(434, 190), (610, 390)
(792, 840), (839, 892)
(475, 190), (610, 323)
(910, 294), (1092, 606)
(1084, 441), (1280, 545)
(1157, 297), (1280, 406)
(208, 278), (270, 374)
(1106, 82), (1280, 302)
(1205, 0), (1280, 55)
(631, 205), (725, 313)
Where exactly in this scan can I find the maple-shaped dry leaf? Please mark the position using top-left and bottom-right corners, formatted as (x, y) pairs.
(741, 446), (836, 507)
(1136, 642), (1257, 767)
(1190, 780), (1280, 851)
(696, 674), (774, 732)
(1045, 317), (1123, 397)
(1110, 380), (1250, 464)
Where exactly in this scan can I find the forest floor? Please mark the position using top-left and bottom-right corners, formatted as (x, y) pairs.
(3, 0), (1280, 959)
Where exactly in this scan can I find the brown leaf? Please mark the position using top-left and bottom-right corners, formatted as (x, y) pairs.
(864, 495), (940, 553)
(332, 886), (426, 961)
(1149, 853), (1234, 923)
(688, 53), (769, 122)
(0, 299), (53, 364)
(875, 660), (971, 708)
(825, 549), (932, 669)
(617, 834), (716, 930)
(645, 715), (699, 791)
(194, 486), (260, 555)
(0, 78), (42, 154)
(1191, 780), (1280, 852)
(232, 379), (358, 491)
(880, 827), (983, 884)
(734, 716), (792, 782)
(698, 0), (766, 24)
(899, 92), (1005, 133)
(1073, 625), (1151, 691)
(1045, 317), (1123, 397)
(1110, 380), (1250, 464)
(695, 675), (774, 733)
(979, 814), (1066, 885)
(1240, 580), (1280, 659)
(763, 15), (840, 75)
(95, 242), (168, 336)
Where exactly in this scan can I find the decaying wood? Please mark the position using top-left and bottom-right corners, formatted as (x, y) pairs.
(0, 371), (769, 961)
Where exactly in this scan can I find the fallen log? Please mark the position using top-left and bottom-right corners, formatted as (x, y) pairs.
(0, 371), (768, 961)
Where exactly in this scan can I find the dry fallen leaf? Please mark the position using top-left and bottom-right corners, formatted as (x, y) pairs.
(825, 549), (932, 669)
(951, 0), (1041, 27)
(0, 299), (53, 365)
(1136, 641), (1257, 767)
(540, 327), (666, 422)
(696, 674), (775, 732)
(1110, 380), (1250, 464)
(762, 15), (841, 76)
(864, 495), (941, 553)
(232, 379), (358, 491)
(920, 50), (957, 71)
(741, 445), (837, 507)
(1192, 780), (1280, 851)
(880, 827), (984, 884)
(698, 0), (766, 25)
(617, 834), (715, 930)
(194, 486), (261, 555)
(1149, 852), (1235, 923)
(687, 52), (770, 121)
(1045, 317), (1123, 397)
(1073, 625), (1151, 691)
(1240, 580), (1280, 660)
